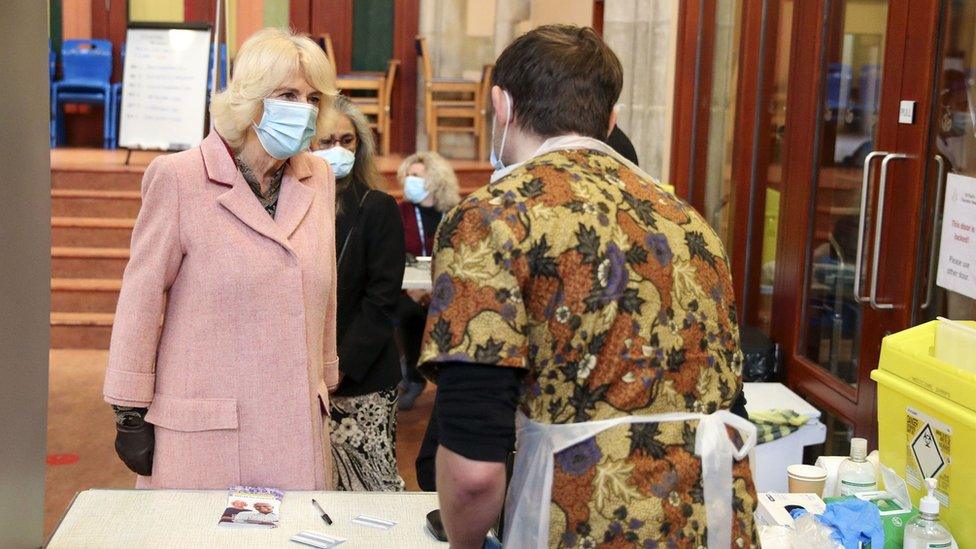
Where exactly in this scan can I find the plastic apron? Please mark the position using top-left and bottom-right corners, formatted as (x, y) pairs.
(502, 410), (757, 549)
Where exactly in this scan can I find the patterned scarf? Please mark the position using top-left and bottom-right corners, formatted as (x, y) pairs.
(234, 156), (284, 218)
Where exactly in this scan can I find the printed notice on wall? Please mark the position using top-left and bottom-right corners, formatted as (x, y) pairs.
(936, 173), (976, 300)
(118, 25), (212, 151)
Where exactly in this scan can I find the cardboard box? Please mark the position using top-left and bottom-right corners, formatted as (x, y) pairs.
(825, 492), (918, 549)
(755, 492), (826, 529)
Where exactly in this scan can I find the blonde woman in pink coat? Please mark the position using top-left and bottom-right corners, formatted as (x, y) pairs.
(103, 28), (341, 490)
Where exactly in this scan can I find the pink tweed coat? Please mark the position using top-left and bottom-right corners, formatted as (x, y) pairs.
(103, 132), (340, 490)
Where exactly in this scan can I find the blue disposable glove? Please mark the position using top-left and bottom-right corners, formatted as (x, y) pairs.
(790, 498), (885, 549)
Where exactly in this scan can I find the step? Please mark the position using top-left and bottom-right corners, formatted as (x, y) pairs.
(52, 189), (142, 218)
(51, 168), (144, 192)
(50, 312), (114, 349)
(52, 217), (134, 248)
(51, 278), (122, 314)
(52, 247), (129, 278)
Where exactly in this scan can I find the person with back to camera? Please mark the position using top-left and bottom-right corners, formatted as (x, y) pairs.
(394, 151), (461, 410)
(103, 28), (341, 490)
(311, 95), (406, 491)
(418, 25), (758, 548)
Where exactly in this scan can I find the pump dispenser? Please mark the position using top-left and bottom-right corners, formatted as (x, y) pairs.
(837, 437), (877, 495)
(903, 478), (955, 548)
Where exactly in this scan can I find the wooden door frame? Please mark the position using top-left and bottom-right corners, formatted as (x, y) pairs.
(774, 0), (865, 434)
(669, 0), (716, 207)
(726, 0), (782, 322)
(669, 0), (775, 323)
(592, 0), (605, 36)
(772, 0), (942, 440)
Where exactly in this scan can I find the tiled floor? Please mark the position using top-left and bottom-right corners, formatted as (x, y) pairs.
(44, 349), (435, 537)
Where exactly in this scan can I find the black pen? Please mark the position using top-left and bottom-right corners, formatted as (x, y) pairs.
(311, 498), (333, 525)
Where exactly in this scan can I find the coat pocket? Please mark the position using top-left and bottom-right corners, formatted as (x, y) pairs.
(317, 380), (331, 418)
(145, 394), (240, 489)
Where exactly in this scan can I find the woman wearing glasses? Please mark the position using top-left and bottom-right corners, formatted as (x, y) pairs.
(311, 96), (405, 491)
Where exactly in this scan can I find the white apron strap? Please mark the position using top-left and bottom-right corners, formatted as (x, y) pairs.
(503, 411), (756, 549)
(696, 410), (757, 548)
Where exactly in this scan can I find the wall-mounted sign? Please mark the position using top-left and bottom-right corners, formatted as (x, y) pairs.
(937, 173), (976, 300)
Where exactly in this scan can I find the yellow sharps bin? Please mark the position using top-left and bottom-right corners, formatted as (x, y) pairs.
(871, 320), (976, 545)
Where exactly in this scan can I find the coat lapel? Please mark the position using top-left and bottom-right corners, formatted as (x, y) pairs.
(275, 152), (315, 241)
(202, 133), (314, 254)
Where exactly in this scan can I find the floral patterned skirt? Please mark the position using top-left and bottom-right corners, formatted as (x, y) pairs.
(329, 388), (405, 492)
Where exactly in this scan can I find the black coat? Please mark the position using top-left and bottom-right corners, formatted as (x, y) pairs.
(332, 180), (405, 397)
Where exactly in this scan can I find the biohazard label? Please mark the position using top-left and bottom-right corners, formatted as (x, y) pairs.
(906, 407), (951, 507)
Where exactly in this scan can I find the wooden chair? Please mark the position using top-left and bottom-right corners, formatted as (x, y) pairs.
(348, 59), (400, 156)
(416, 35), (488, 158)
(475, 64), (494, 161)
(319, 33), (399, 155)
(319, 34), (337, 75)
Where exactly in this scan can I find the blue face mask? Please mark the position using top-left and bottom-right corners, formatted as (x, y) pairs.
(252, 98), (318, 160)
(403, 175), (430, 204)
(313, 146), (356, 179)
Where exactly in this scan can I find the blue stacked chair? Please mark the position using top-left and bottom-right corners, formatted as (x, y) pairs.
(108, 43), (125, 149)
(51, 39), (115, 148)
(208, 43), (229, 93)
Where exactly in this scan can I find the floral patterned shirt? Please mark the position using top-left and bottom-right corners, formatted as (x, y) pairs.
(419, 148), (757, 548)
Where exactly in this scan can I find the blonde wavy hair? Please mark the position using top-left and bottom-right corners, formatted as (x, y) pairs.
(210, 28), (337, 150)
(396, 151), (460, 212)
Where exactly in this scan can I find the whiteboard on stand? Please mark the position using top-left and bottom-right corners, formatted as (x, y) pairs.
(118, 23), (213, 151)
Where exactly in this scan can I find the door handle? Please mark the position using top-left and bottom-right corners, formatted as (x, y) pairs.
(854, 151), (888, 303)
(921, 154), (947, 310)
(869, 153), (912, 310)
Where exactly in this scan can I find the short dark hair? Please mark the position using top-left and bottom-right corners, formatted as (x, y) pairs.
(492, 25), (623, 139)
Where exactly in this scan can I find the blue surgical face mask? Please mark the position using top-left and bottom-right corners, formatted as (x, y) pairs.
(252, 98), (319, 160)
(403, 175), (430, 204)
(313, 146), (356, 179)
(490, 90), (512, 171)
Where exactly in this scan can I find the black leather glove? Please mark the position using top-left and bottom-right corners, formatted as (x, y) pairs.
(112, 406), (154, 476)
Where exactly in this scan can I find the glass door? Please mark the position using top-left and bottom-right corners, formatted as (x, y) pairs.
(774, 0), (944, 444)
(914, 0), (976, 324)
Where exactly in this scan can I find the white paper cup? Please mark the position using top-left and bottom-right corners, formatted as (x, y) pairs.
(787, 464), (828, 496)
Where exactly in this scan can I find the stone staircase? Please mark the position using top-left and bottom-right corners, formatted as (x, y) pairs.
(50, 167), (141, 348)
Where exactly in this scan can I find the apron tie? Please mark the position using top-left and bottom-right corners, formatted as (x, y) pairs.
(695, 410), (757, 548)
(503, 410), (756, 548)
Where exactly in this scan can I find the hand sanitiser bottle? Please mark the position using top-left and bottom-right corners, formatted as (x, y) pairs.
(837, 438), (877, 495)
(903, 478), (955, 548)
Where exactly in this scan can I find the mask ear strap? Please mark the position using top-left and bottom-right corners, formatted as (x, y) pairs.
(498, 91), (512, 163)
